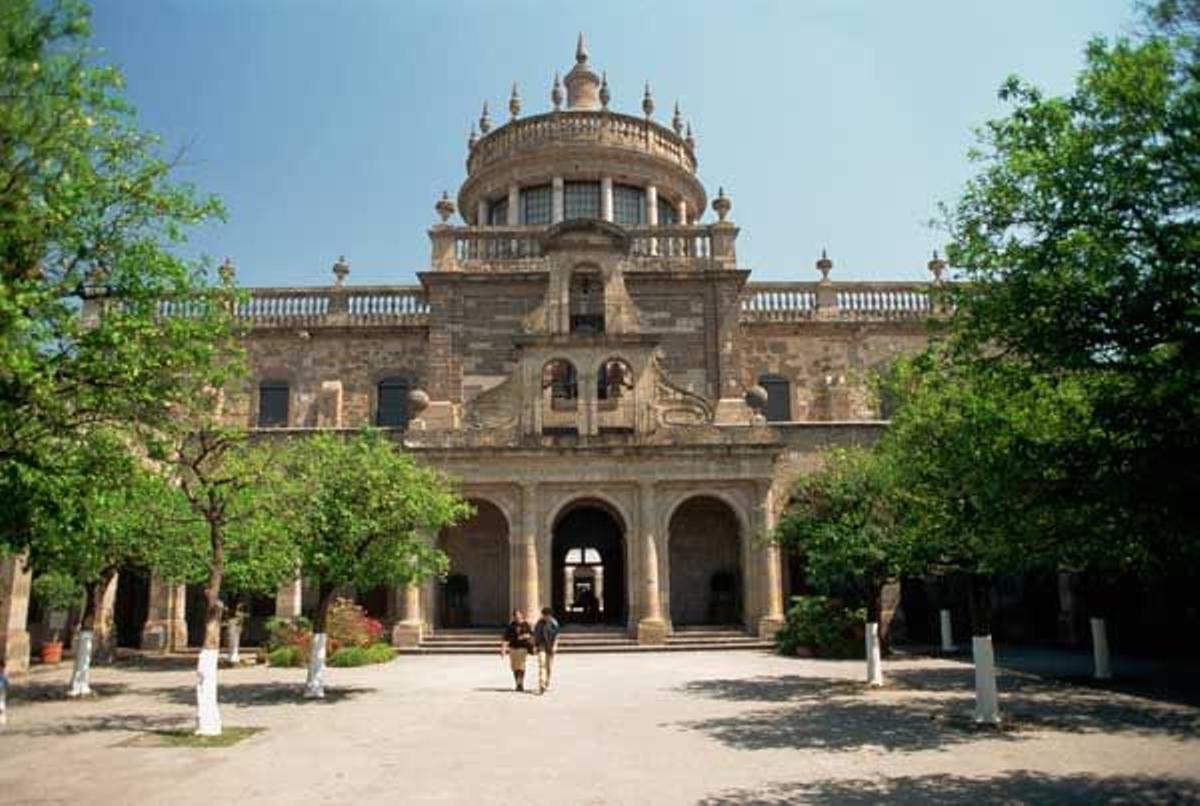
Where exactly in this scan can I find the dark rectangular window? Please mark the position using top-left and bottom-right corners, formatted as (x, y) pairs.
(613, 185), (646, 226)
(522, 185), (552, 225)
(377, 379), (410, 428)
(760, 375), (791, 422)
(564, 181), (600, 220)
(488, 197), (508, 226)
(258, 382), (289, 428)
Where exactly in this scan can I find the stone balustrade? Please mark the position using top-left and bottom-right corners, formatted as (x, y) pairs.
(235, 286), (428, 328)
(431, 223), (734, 271)
(467, 111), (697, 177)
(742, 281), (936, 323)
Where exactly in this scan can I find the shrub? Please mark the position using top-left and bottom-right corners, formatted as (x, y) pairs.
(327, 643), (396, 667)
(326, 598), (383, 649)
(267, 646), (304, 667)
(776, 595), (865, 659)
(264, 616), (311, 651)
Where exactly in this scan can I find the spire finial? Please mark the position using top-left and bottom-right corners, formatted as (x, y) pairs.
(468, 123), (477, 148)
(599, 71), (610, 110)
(712, 186), (732, 222)
(551, 72), (564, 111)
(928, 249), (947, 282)
(333, 255), (350, 286)
(642, 82), (655, 118)
(479, 101), (491, 134)
(576, 32), (588, 64)
(685, 122), (695, 149)
(509, 82), (521, 119)
(817, 249), (833, 281)
(672, 101), (684, 135)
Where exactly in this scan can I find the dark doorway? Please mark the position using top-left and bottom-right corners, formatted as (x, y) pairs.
(668, 496), (743, 627)
(186, 584), (208, 647)
(552, 502), (626, 626)
(437, 499), (510, 628)
(113, 568), (150, 649)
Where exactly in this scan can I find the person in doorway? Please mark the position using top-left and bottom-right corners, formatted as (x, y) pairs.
(533, 606), (561, 695)
(500, 609), (534, 691)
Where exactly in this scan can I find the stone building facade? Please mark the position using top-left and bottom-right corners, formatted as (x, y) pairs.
(0, 38), (942, 669)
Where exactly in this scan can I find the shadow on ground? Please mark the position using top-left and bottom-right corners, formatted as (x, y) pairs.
(696, 771), (1200, 805)
(153, 682), (377, 708)
(1, 711), (189, 739)
(674, 669), (1200, 753)
(6, 681), (131, 703)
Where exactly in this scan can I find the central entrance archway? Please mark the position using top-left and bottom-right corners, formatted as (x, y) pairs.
(552, 501), (626, 626)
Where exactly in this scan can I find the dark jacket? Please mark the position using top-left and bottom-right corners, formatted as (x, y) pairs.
(534, 616), (560, 652)
(503, 620), (534, 650)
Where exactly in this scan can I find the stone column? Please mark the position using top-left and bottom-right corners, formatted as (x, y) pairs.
(755, 481), (785, 639)
(506, 184), (520, 226)
(646, 184), (659, 256)
(677, 198), (689, 226)
(390, 584), (423, 648)
(476, 199), (488, 227)
(0, 555), (32, 674)
(552, 177), (564, 223)
(141, 574), (187, 652)
(275, 577), (303, 619)
(516, 484), (540, 617)
(600, 176), (614, 222)
(637, 481), (667, 644)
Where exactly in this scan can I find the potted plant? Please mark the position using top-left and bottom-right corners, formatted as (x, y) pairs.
(32, 572), (83, 664)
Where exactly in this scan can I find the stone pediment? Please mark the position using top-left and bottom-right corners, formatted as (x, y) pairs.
(541, 219), (631, 255)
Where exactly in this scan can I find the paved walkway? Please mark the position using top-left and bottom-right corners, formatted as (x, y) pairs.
(1, 648), (1198, 804)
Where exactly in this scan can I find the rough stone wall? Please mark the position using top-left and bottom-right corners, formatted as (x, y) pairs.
(738, 323), (931, 420)
(624, 275), (713, 396)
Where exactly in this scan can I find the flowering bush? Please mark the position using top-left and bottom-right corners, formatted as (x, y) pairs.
(326, 598), (384, 650)
(775, 595), (865, 659)
(264, 600), (390, 666)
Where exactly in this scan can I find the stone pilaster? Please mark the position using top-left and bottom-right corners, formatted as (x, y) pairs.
(390, 584), (423, 648)
(517, 483), (540, 617)
(755, 481), (785, 639)
(552, 176), (564, 223)
(140, 574), (187, 652)
(600, 176), (613, 222)
(275, 577), (303, 619)
(637, 481), (667, 644)
(0, 555), (32, 674)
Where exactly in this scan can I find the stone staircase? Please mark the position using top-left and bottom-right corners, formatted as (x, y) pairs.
(401, 625), (774, 655)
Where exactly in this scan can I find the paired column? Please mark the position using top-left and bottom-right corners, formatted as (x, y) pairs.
(476, 199), (488, 227)
(756, 481), (785, 638)
(516, 484), (540, 617)
(600, 176), (614, 222)
(637, 481), (667, 644)
(140, 574), (187, 652)
(551, 177), (564, 223)
(0, 555), (31, 674)
(506, 185), (520, 226)
(676, 198), (689, 226)
(645, 184), (659, 256)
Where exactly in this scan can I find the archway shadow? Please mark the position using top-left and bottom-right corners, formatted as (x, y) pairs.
(697, 771), (1200, 805)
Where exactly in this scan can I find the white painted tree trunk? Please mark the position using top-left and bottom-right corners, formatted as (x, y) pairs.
(940, 609), (956, 652)
(304, 633), (327, 699)
(1090, 616), (1112, 680)
(0, 679), (7, 726)
(67, 630), (94, 698)
(865, 621), (884, 686)
(225, 621), (241, 665)
(195, 648), (222, 736)
(971, 635), (1001, 725)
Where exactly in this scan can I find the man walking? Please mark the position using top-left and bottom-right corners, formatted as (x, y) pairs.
(533, 606), (560, 695)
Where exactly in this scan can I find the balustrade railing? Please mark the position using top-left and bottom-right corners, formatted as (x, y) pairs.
(468, 111), (697, 176)
(742, 282), (936, 323)
(234, 286), (428, 327)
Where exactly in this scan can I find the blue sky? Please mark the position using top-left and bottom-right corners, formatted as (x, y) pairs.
(89, 0), (1135, 286)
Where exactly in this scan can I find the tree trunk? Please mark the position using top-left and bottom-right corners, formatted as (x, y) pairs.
(940, 608), (956, 652)
(864, 577), (884, 687)
(225, 620), (241, 665)
(1082, 574), (1114, 681)
(196, 523), (224, 736)
(68, 571), (113, 698)
(967, 573), (1000, 724)
(305, 583), (336, 699)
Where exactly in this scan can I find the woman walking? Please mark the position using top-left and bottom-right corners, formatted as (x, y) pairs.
(500, 609), (534, 691)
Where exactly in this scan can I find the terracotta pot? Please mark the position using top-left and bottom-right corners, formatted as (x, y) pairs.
(41, 640), (64, 664)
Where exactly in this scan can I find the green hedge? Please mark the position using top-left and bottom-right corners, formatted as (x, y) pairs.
(775, 595), (865, 659)
(267, 646), (305, 667)
(327, 643), (397, 667)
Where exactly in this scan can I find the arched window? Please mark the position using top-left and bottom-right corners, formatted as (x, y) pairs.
(597, 359), (633, 401)
(758, 374), (791, 422)
(569, 270), (604, 333)
(543, 360), (578, 404)
(376, 377), (410, 428)
(257, 380), (289, 428)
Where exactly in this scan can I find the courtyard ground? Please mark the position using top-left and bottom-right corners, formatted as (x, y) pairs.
(1, 647), (1198, 805)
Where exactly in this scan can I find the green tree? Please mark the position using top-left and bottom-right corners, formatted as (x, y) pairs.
(0, 0), (241, 525)
(284, 431), (469, 698)
(23, 430), (175, 695)
(775, 448), (915, 685)
(158, 424), (298, 735)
